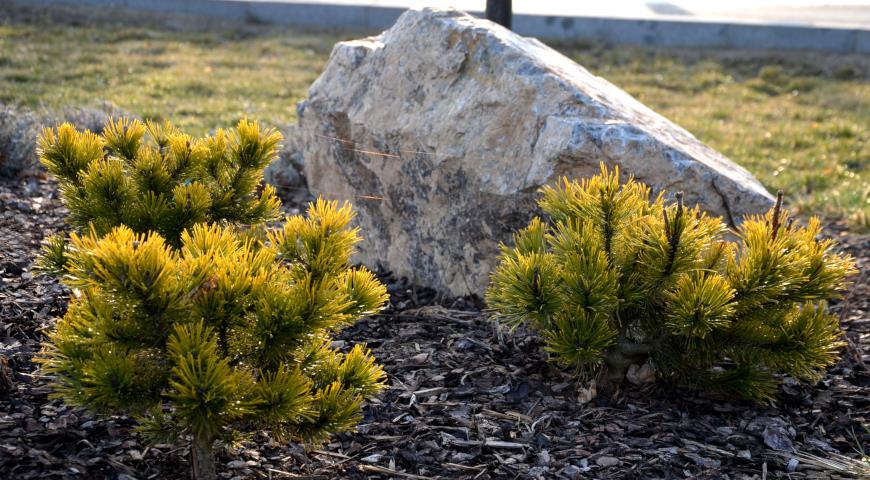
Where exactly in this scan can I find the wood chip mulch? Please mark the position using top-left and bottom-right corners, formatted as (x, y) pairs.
(1, 175), (868, 479)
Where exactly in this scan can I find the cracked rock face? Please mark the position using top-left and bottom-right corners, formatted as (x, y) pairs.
(298, 7), (774, 297)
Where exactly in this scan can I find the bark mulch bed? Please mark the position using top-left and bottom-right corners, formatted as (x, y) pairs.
(1, 175), (868, 479)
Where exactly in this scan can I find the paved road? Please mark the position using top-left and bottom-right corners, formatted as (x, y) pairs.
(235, 0), (870, 29)
(22, 0), (870, 51)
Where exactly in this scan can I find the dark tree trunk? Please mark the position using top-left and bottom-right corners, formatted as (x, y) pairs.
(191, 435), (217, 480)
(485, 0), (513, 29)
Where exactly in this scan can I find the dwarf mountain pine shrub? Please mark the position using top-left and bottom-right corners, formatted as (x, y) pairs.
(35, 119), (388, 479)
(486, 165), (855, 401)
(39, 202), (388, 479)
(37, 118), (282, 271)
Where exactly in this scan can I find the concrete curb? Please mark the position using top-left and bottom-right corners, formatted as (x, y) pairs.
(13, 0), (870, 53)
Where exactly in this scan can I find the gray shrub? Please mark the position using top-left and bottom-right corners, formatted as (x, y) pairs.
(0, 104), (42, 178)
(0, 102), (130, 179)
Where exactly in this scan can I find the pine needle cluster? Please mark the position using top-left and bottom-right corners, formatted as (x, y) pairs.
(487, 164), (855, 401)
(35, 119), (388, 479)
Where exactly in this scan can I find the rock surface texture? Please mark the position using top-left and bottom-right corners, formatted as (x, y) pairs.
(298, 7), (774, 297)
(264, 124), (311, 207)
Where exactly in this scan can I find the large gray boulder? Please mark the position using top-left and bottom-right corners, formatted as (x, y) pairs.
(264, 124), (311, 210)
(298, 7), (774, 297)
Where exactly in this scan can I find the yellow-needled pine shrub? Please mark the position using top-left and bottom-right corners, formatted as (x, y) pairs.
(487, 164), (855, 401)
(37, 118), (282, 271)
(35, 119), (388, 479)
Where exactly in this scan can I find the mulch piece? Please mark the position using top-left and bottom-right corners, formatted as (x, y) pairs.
(1, 175), (867, 479)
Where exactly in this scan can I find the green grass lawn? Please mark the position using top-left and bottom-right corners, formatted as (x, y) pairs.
(2, 5), (868, 228)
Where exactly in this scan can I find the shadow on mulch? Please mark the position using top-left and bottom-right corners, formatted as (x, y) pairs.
(0, 175), (867, 479)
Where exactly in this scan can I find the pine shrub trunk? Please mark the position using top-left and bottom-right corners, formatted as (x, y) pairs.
(191, 436), (217, 480)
